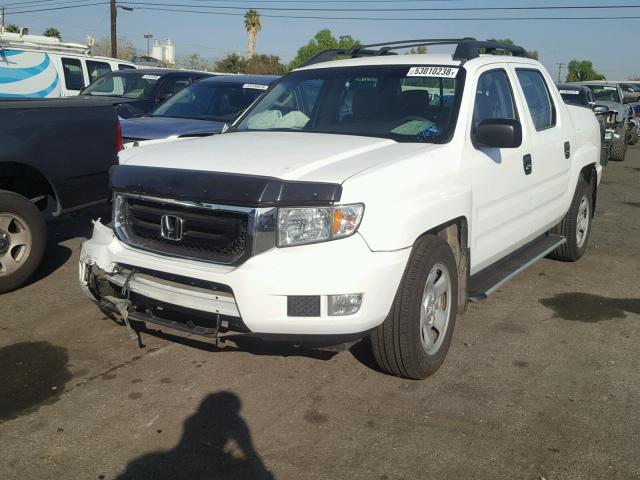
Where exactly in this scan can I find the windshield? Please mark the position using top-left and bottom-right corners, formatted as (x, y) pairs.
(81, 72), (160, 99)
(151, 81), (268, 122)
(587, 85), (621, 103)
(234, 65), (464, 143)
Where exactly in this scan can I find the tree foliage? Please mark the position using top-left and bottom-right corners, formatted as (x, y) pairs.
(179, 53), (210, 71)
(288, 29), (360, 70)
(244, 9), (261, 59)
(406, 46), (428, 55)
(4, 24), (19, 33)
(566, 60), (606, 82)
(213, 53), (286, 75)
(91, 36), (139, 60)
(43, 27), (61, 39)
(487, 38), (539, 60)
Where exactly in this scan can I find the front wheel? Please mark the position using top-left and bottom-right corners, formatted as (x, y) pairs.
(0, 191), (47, 294)
(370, 235), (458, 379)
(548, 177), (593, 262)
(610, 125), (627, 161)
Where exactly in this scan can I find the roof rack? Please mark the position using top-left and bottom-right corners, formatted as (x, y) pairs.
(300, 38), (530, 67)
(0, 32), (89, 55)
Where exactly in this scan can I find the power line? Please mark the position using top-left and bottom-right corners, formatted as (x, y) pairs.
(6, 2), (110, 15)
(101, 6), (640, 22)
(120, 2), (640, 12)
(1, 0), (461, 6)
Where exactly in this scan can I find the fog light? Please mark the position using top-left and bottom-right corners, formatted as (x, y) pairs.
(328, 294), (363, 316)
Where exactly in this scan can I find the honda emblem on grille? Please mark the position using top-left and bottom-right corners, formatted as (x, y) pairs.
(160, 214), (184, 241)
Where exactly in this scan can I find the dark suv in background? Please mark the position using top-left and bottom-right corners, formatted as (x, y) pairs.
(79, 69), (214, 118)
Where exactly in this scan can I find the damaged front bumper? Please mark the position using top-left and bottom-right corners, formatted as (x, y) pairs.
(79, 220), (410, 344)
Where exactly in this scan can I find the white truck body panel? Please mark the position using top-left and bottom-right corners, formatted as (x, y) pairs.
(80, 50), (602, 337)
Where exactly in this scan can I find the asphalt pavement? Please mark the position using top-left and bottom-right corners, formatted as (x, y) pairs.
(1, 147), (639, 480)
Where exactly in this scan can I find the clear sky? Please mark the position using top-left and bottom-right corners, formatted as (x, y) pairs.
(4, 0), (639, 80)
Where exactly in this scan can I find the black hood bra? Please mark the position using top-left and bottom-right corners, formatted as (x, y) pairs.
(110, 165), (343, 207)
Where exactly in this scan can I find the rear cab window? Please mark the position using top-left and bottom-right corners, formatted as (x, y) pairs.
(515, 69), (556, 131)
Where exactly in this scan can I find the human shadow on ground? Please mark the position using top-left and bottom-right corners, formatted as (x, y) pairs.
(116, 391), (275, 480)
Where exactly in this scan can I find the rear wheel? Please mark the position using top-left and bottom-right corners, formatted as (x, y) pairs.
(548, 177), (593, 262)
(0, 191), (46, 294)
(370, 235), (458, 379)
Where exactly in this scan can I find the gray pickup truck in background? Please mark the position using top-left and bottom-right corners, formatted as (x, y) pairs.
(574, 81), (629, 162)
(0, 98), (120, 293)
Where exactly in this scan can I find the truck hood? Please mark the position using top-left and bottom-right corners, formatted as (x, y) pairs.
(121, 116), (225, 141)
(118, 131), (437, 183)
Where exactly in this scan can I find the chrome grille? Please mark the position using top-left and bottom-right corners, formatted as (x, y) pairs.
(114, 196), (255, 264)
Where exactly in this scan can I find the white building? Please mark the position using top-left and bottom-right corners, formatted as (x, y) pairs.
(151, 39), (175, 65)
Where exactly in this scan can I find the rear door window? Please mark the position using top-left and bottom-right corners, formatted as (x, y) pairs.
(516, 69), (556, 131)
(86, 60), (112, 84)
(61, 57), (85, 90)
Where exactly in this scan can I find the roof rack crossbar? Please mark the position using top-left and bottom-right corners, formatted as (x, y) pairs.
(299, 37), (530, 68)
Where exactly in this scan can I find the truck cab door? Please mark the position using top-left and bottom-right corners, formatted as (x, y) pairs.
(464, 66), (534, 274)
(511, 66), (571, 235)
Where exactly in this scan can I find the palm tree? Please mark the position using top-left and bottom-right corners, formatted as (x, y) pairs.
(244, 9), (261, 59)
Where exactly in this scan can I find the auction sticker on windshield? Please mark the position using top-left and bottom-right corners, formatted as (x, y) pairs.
(560, 90), (580, 95)
(142, 75), (161, 80)
(407, 66), (459, 78)
(243, 83), (269, 90)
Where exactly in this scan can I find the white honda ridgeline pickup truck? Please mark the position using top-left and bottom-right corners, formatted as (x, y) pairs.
(80, 39), (602, 379)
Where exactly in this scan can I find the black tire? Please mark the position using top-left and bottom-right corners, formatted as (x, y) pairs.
(629, 124), (638, 146)
(0, 191), (47, 294)
(370, 235), (458, 380)
(548, 177), (593, 262)
(610, 125), (627, 161)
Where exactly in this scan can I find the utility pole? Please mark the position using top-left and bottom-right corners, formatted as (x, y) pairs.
(556, 62), (566, 83)
(1, 7), (5, 33)
(110, 0), (117, 58)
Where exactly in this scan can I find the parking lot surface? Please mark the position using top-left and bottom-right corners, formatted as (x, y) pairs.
(1, 148), (639, 480)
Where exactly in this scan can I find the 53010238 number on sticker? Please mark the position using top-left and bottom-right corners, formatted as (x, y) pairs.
(407, 66), (459, 78)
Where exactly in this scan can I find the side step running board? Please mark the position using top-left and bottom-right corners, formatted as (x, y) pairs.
(468, 234), (566, 302)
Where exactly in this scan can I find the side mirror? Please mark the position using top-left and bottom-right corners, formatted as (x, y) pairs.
(475, 118), (522, 149)
(593, 105), (610, 115)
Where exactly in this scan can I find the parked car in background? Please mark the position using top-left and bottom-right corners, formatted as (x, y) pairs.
(0, 31), (135, 98)
(121, 74), (278, 145)
(618, 82), (640, 103)
(557, 83), (613, 165)
(130, 55), (166, 68)
(78, 68), (213, 118)
(0, 98), (121, 293)
(81, 38), (602, 380)
(575, 81), (628, 161)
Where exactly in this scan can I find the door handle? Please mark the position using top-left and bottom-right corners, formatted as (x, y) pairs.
(564, 141), (571, 159)
(523, 154), (532, 175)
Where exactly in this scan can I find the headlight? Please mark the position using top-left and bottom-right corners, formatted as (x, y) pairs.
(277, 204), (364, 247)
